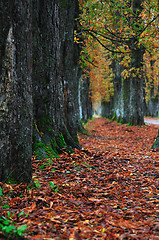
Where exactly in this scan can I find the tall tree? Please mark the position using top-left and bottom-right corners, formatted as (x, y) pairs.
(80, 75), (93, 122)
(79, 0), (159, 125)
(0, 0), (32, 183)
(128, 0), (145, 125)
(60, 0), (84, 143)
(0, 0), (92, 183)
(144, 51), (159, 117)
(32, 0), (83, 159)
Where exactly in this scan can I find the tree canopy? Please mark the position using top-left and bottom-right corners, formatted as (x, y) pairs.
(78, 0), (159, 107)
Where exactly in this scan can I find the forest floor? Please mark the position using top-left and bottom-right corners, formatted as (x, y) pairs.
(0, 117), (159, 240)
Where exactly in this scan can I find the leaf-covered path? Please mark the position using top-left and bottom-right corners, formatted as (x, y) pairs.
(0, 118), (159, 239)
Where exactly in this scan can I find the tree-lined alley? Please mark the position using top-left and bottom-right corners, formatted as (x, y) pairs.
(0, 118), (159, 239)
(79, 0), (159, 124)
(0, 0), (92, 183)
(0, 0), (159, 238)
(0, 0), (158, 183)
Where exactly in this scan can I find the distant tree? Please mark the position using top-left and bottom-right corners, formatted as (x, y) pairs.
(144, 51), (159, 117)
(80, 75), (93, 122)
(79, 0), (159, 125)
(0, 0), (33, 183)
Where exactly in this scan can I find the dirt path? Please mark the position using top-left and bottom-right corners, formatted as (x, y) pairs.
(0, 118), (159, 239)
(79, 118), (159, 238)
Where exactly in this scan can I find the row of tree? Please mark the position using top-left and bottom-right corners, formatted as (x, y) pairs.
(0, 0), (158, 184)
(0, 0), (92, 183)
(79, 0), (159, 124)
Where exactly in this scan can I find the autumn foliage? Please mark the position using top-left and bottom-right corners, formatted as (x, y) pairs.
(0, 117), (159, 239)
(78, 0), (159, 104)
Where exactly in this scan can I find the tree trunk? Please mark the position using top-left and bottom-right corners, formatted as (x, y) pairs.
(80, 76), (93, 122)
(111, 0), (145, 125)
(129, 46), (145, 125)
(101, 96), (114, 119)
(113, 49), (145, 125)
(145, 57), (159, 117)
(0, 0), (32, 183)
(129, 0), (145, 125)
(32, 0), (80, 159)
(60, 0), (84, 142)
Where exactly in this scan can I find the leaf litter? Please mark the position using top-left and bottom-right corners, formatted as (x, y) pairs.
(0, 117), (159, 239)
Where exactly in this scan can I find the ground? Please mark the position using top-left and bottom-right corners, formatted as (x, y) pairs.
(0, 117), (159, 239)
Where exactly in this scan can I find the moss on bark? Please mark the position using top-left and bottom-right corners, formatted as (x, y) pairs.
(33, 118), (67, 160)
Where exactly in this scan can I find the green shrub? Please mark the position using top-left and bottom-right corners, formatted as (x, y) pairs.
(0, 211), (27, 239)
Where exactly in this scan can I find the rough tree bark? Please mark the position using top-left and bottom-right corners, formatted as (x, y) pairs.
(60, 0), (84, 142)
(0, 0), (32, 183)
(129, 45), (145, 125)
(32, 0), (81, 159)
(128, 0), (145, 125)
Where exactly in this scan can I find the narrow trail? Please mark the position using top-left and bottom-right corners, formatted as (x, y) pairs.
(81, 117), (159, 155)
(0, 118), (159, 239)
(78, 118), (159, 239)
